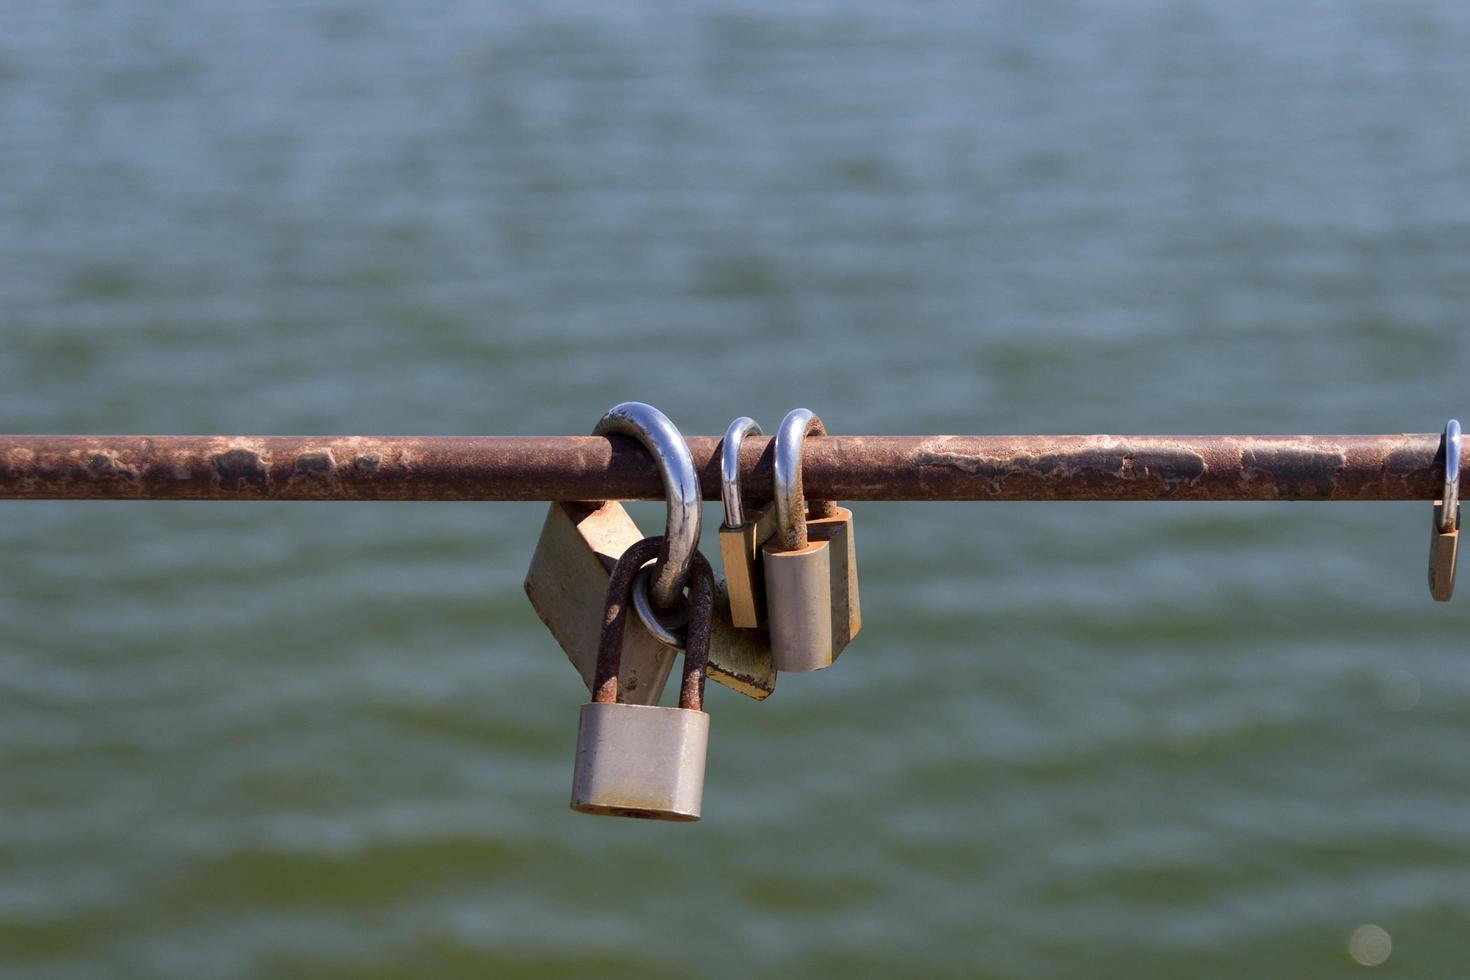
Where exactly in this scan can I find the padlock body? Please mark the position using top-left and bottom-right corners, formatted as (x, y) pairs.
(763, 539), (835, 672)
(719, 503), (777, 629)
(806, 505), (861, 649)
(524, 501), (675, 705)
(1429, 502), (1458, 602)
(570, 702), (709, 821)
(706, 579), (776, 699)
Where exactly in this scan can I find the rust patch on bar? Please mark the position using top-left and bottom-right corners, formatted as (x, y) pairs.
(1240, 445), (1346, 499)
(86, 452), (139, 482)
(913, 438), (1206, 497)
(212, 448), (269, 494)
(1385, 441), (1432, 476)
(293, 451), (334, 476)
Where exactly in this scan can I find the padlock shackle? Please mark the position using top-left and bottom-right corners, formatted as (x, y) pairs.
(592, 402), (701, 612)
(772, 409), (841, 552)
(678, 554), (714, 713)
(1440, 418), (1461, 533)
(593, 535), (713, 712)
(720, 416), (762, 529)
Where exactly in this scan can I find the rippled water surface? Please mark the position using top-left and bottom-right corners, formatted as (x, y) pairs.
(2, 2), (1469, 977)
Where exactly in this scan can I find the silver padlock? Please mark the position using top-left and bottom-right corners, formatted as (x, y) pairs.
(1429, 418), (1460, 602)
(762, 408), (862, 672)
(571, 537), (715, 821)
(524, 401), (702, 705)
(718, 416), (778, 628)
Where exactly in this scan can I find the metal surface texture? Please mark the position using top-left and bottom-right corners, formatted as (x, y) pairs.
(808, 506), (862, 650)
(569, 702), (710, 822)
(592, 539), (712, 712)
(1429, 503), (1458, 602)
(771, 409), (839, 551)
(1427, 420), (1461, 601)
(0, 433), (1457, 502)
(719, 415), (773, 628)
(523, 502), (677, 705)
(720, 416), (762, 528)
(719, 506), (776, 630)
(630, 565), (690, 650)
(1439, 419), (1460, 532)
(591, 402), (700, 611)
(763, 536), (835, 673)
(589, 537), (663, 706)
(573, 539), (713, 821)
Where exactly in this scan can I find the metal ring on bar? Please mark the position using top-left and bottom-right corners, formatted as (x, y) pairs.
(1440, 418), (1460, 532)
(721, 416), (762, 529)
(592, 402), (701, 610)
(631, 564), (691, 649)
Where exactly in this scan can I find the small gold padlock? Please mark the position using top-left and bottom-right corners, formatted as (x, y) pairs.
(1428, 419), (1460, 602)
(762, 408), (862, 672)
(717, 416), (778, 629)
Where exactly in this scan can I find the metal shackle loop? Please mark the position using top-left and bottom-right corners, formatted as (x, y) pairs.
(592, 536), (663, 705)
(720, 416), (762, 528)
(772, 408), (840, 551)
(592, 536), (712, 711)
(678, 551), (715, 712)
(592, 402), (701, 611)
(631, 564), (690, 649)
(1441, 418), (1461, 532)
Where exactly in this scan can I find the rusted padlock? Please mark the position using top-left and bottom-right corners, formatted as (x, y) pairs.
(571, 537), (715, 821)
(761, 408), (861, 672)
(525, 402), (775, 701)
(718, 416), (777, 628)
(1429, 418), (1460, 602)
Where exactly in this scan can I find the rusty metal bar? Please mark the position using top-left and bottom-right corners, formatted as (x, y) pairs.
(0, 433), (1451, 502)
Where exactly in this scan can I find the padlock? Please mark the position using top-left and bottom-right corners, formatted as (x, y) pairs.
(1428, 418), (1460, 602)
(762, 408), (862, 672)
(571, 537), (715, 821)
(525, 401), (775, 701)
(525, 401), (697, 705)
(804, 503), (861, 649)
(524, 500), (678, 704)
(718, 416), (778, 628)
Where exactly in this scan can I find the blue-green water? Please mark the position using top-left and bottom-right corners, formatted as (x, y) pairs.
(3, 2), (1469, 977)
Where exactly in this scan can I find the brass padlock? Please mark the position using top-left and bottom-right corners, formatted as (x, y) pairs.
(571, 537), (715, 821)
(1429, 418), (1460, 602)
(524, 500), (678, 704)
(762, 408), (861, 672)
(525, 401), (775, 701)
(718, 416), (778, 628)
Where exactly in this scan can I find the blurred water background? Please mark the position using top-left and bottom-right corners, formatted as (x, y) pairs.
(2, 1), (1469, 977)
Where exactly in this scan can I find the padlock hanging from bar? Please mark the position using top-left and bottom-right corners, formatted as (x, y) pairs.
(1428, 418), (1461, 602)
(762, 408), (862, 673)
(718, 416), (779, 629)
(571, 537), (716, 821)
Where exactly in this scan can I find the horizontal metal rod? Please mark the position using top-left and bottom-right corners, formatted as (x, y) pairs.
(0, 434), (1451, 502)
